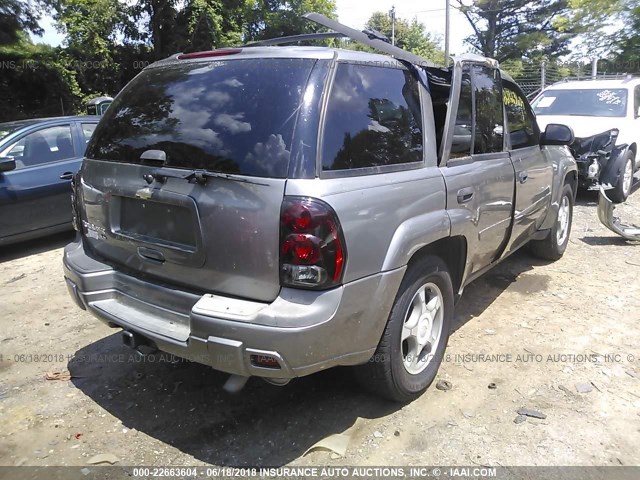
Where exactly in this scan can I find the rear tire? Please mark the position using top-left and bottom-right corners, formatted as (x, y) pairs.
(609, 152), (634, 204)
(530, 183), (573, 261)
(355, 255), (453, 402)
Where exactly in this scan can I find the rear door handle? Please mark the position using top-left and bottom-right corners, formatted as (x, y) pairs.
(60, 172), (74, 180)
(457, 187), (474, 204)
(518, 171), (529, 184)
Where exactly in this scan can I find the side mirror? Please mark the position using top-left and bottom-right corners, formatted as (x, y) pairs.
(636, 105), (640, 118)
(541, 124), (575, 146)
(0, 157), (16, 172)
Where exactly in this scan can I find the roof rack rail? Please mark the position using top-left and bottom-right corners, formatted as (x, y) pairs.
(301, 12), (437, 69)
(244, 32), (347, 47)
(246, 13), (437, 68)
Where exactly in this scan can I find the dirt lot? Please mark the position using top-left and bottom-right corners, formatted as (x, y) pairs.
(1, 189), (639, 469)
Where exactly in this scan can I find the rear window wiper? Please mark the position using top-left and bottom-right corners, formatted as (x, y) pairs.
(145, 167), (269, 186)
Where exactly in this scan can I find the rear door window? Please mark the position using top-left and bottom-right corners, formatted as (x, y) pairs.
(472, 65), (504, 154)
(321, 63), (423, 172)
(449, 64), (504, 159)
(450, 67), (473, 158)
(86, 58), (316, 178)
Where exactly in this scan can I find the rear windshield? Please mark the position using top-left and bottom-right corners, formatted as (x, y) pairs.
(532, 88), (628, 117)
(86, 58), (316, 178)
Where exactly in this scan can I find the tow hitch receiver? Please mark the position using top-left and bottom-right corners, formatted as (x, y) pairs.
(122, 330), (141, 349)
(121, 330), (158, 355)
(597, 187), (640, 241)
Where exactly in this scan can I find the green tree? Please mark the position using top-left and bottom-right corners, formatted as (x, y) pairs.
(614, 4), (640, 70)
(53, 0), (125, 55)
(369, 12), (444, 63)
(175, 0), (246, 52)
(0, 0), (43, 45)
(243, 0), (336, 41)
(344, 12), (444, 64)
(455, 0), (579, 63)
(0, 36), (82, 121)
(0, 0), (339, 120)
(53, 0), (131, 96)
(568, 0), (639, 64)
(0, 0), (85, 120)
(123, 0), (336, 58)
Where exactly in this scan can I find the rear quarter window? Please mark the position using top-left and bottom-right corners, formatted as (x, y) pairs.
(321, 63), (423, 172)
(86, 58), (316, 178)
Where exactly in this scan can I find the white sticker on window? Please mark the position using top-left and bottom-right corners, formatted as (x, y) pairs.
(537, 97), (556, 108)
(597, 90), (622, 105)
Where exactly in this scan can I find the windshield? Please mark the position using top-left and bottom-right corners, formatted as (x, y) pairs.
(532, 88), (628, 117)
(86, 58), (316, 178)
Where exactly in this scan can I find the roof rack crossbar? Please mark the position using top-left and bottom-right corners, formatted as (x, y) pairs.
(302, 13), (436, 69)
(244, 32), (347, 47)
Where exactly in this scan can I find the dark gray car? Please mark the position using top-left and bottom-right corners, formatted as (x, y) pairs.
(63, 15), (577, 401)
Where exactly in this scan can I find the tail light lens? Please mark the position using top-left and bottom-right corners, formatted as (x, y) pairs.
(280, 197), (346, 289)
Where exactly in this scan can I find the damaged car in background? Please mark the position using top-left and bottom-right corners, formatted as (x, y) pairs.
(533, 78), (640, 203)
(570, 128), (631, 202)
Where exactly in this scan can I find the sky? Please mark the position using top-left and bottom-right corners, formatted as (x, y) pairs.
(39, 15), (64, 46)
(36, 0), (474, 55)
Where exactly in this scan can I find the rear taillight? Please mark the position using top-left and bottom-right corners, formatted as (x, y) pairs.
(280, 197), (346, 290)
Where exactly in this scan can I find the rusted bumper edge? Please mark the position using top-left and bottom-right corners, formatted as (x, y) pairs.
(597, 187), (640, 241)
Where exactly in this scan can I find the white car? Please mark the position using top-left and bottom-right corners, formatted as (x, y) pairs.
(532, 78), (640, 202)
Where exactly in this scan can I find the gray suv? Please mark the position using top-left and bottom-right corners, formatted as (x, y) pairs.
(63, 15), (577, 401)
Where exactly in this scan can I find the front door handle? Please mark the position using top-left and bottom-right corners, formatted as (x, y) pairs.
(457, 187), (474, 204)
(60, 172), (74, 180)
(518, 171), (529, 184)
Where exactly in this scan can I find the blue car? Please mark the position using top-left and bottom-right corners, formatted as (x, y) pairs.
(0, 116), (99, 246)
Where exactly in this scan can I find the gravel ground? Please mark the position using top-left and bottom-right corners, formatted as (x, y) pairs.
(1, 188), (639, 468)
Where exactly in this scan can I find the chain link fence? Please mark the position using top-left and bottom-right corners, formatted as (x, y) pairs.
(509, 60), (640, 100)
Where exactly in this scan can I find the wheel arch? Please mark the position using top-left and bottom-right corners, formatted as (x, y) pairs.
(540, 148), (578, 231)
(405, 236), (468, 299)
(564, 169), (578, 199)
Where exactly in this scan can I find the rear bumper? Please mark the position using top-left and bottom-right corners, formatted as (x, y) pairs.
(63, 237), (405, 379)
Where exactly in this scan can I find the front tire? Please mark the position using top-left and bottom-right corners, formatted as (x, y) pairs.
(355, 255), (453, 402)
(609, 152), (634, 204)
(530, 183), (573, 261)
